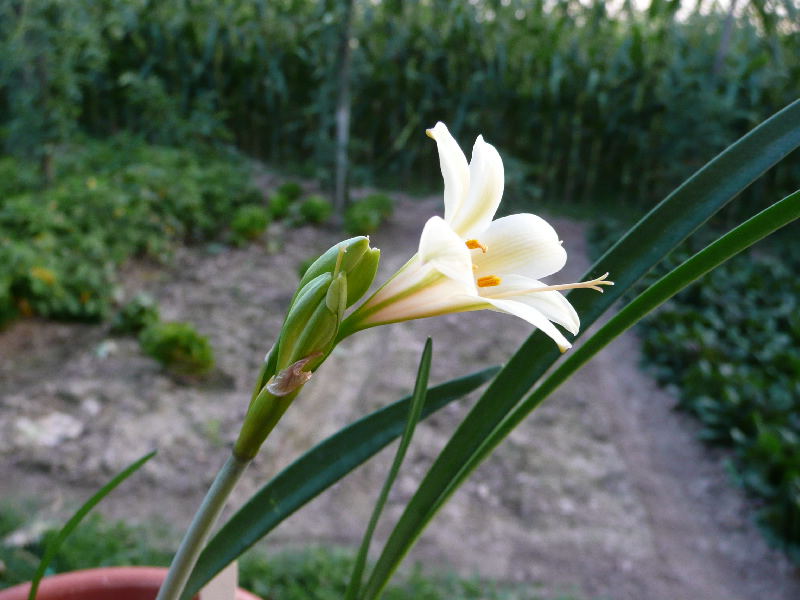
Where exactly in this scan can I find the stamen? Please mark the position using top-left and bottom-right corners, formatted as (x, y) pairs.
(488, 273), (614, 298)
(465, 239), (487, 253)
(477, 275), (502, 288)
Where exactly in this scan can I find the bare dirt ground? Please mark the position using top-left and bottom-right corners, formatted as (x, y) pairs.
(1, 192), (799, 600)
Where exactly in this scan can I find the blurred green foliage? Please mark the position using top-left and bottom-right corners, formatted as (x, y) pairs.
(139, 321), (215, 376)
(268, 191), (293, 220)
(298, 194), (334, 224)
(231, 204), (271, 245)
(345, 193), (395, 235)
(0, 510), (577, 599)
(109, 292), (160, 335)
(0, 137), (262, 326)
(1, 0), (797, 209)
(591, 220), (800, 562)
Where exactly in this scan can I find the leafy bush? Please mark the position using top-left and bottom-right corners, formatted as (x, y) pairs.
(591, 220), (800, 561)
(298, 194), (333, 225)
(0, 138), (259, 325)
(344, 194), (394, 235)
(230, 205), (271, 245)
(276, 182), (303, 202)
(110, 293), (160, 335)
(268, 192), (292, 220)
(344, 204), (381, 235)
(139, 321), (215, 376)
(0, 157), (39, 199)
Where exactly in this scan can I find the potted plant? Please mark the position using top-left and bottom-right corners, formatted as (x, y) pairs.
(4, 112), (799, 599)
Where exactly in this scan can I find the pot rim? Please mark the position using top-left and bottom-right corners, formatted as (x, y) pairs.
(0, 566), (260, 600)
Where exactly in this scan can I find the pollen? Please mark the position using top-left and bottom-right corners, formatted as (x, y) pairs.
(477, 275), (502, 288)
(465, 239), (487, 253)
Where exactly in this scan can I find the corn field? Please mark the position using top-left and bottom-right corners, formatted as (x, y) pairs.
(1, 0), (798, 210)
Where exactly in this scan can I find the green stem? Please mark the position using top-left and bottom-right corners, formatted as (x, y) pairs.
(155, 454), (249, 600)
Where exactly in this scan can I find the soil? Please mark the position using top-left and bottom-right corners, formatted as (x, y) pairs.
(1, 191), (798, 600)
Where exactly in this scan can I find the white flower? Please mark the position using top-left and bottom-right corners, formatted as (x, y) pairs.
(341, 122), (612, 351)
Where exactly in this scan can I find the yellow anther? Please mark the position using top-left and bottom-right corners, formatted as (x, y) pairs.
(465, 239), (487, 253)
(477, 275), (502, 288)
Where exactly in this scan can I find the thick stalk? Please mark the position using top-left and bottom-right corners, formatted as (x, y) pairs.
(155, 454), (249, 600)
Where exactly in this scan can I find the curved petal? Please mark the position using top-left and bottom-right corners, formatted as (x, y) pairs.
(419, 216), (476, 291)
(483, 297), (572, 352)
(481, 274), (579, 334)
(449, 135), (504, 239)
(427, 122), (469, 224)
(471, 213), (567, 280)
(360, 280), (482, 326)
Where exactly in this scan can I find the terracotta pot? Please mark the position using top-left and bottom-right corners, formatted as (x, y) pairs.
(0, 567), (260, 600)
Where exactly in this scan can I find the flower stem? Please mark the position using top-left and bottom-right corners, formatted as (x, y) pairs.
(155, 453), (249, 600)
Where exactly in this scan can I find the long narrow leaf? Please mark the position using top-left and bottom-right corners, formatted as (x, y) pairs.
(419, 189), (800, 563)
(181, 365), (498, 599)
(27, 451), (157, 600)
(362, 100), (800, 598)
(456, 189), (800, 495)
(344, 338), (432, 600)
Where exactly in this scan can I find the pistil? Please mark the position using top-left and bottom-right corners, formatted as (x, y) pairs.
(488, 273), (613, 298)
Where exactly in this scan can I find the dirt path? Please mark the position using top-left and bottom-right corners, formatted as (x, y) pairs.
(1, 194), (798, 599)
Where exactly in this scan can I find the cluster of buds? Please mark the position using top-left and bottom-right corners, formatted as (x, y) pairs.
(234, 237), (380, 459)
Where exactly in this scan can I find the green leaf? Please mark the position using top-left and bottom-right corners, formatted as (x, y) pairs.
(181, 365), (498, 599)
(344, 338), (432, 600)
(361, 100), (800, 599)
(433, 187), (800, 559)
(27, 451), (157, 600)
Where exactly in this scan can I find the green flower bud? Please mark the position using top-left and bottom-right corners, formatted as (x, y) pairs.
(345, 246), (380, 308)
(296, 236), (380, 307)
(276, 272), (336, 371)
(236, 238), (378, 460)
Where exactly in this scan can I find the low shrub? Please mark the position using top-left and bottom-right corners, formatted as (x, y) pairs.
(230, 205), (271, 245)
(139, 321), (215, 376)
(298, 194), (333, 225)
(344, 193), (394, 235)
(110, 293), (160, 335)
(268, 192), (291, 220)
(276, 181), (303, 202)
(0, 137), (260, 325)
(360, 193), (394, 218)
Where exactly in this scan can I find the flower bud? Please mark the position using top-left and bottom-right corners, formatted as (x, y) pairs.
(276, 272), (338, 371)
(235, 238), (379, 460)
(296, 236), (380, 307)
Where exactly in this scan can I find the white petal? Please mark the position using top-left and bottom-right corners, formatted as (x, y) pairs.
(483, 274), (579, 334)
(471, 214), (567, 280)
(427, 122), (469, 224)
(449, 135), (504, 239)
(483, 297), (572, 351)
(360, 279), (481, 326)
(419, 216), (476, 291)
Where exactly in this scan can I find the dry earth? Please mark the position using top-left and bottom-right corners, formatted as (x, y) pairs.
(1, 192), (799, 600)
